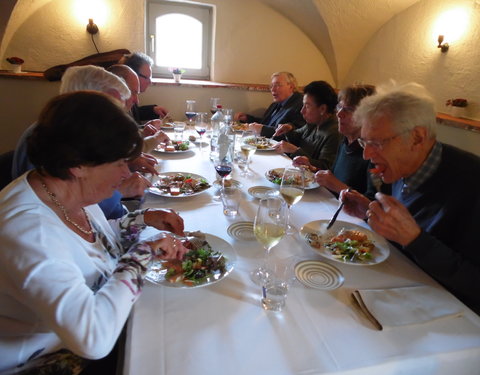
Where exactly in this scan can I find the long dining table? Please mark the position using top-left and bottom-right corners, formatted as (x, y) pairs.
(122, 131), (480, 375)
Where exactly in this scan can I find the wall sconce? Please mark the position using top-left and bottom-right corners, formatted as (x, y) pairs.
(86, 18), (99, 35)
(437, 35), (449, 52)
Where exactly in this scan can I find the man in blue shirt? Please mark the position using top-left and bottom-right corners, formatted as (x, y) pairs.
(342, 82), (480, 314)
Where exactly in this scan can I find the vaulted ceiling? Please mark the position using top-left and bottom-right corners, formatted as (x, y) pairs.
(258, 0), (422, 84)
(1, 0), (424, 85)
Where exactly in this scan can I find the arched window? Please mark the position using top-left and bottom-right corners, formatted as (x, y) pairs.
(147, 1), (213, 80)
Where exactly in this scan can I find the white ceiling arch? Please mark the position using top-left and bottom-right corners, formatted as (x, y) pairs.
(258, 0), (422, 85)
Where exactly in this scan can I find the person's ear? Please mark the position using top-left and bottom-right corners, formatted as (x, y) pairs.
(411, 126), (428, 148)
(319, 104), (328, 116)
(69, 166), (88, 179)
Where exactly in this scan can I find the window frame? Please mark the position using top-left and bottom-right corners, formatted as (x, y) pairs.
(146, 0), (213, 80)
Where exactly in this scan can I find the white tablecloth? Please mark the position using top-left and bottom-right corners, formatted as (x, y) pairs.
(123, 137), (480, 375)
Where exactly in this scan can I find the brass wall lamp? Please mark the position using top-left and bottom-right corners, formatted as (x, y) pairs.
(437, 35), (449, 52)
(86, 18), (99, 35)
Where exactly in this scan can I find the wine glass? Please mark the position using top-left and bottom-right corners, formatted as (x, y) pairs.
(185, 100), (196, 125)
(210, 97), (220, 115)
(280, 167), (305, 235)
(239, 131), (256, 177)
(250, 197), (287, 286)
(195, 112), (208, 150)
(214, 157), (233, 189)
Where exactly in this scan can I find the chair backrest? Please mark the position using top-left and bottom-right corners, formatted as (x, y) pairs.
(0, 150), (15, 190)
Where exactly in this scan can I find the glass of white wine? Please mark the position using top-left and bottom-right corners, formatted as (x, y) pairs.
(280, 167), (305, 235)
(238, 130), (256, 176)
(239, 148), (256, 178)
(250, 197), (287, 286)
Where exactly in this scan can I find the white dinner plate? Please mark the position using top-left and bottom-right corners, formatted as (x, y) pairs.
(146, 234), (236, 288)
(265, 168), (319, 189)
(160, 123), (175, 130)
(243, 136), (278, 151)
(300, 220), (390, 266)
(154, 146), (192, 154)
(247, 186), (279, 199)
(148, 172), (211, 197)
(295, 260), (344, 290)
(227, 221), (255, 241)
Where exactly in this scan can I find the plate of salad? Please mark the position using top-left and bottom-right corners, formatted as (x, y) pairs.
(243, 136), (278, 151)
(149, 172), (211, 197)
(154, 140), (191, 153)
(300, 220), (390, 265)
(265, 168), (319, 189)
(146, 233), (236, 288)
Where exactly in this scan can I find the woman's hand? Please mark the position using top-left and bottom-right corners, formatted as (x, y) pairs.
(292, 156), (316, 172)
(366, 193), (421, 246)
(314, 170), (347, 193)
(273, 123), (293, 137)
(145, 233), (188, 260)
(273, 140), (298, 154)
(144, 209), (185, 236)
(340, 189), (370, 219)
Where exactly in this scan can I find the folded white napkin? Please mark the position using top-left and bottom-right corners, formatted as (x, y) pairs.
(352, 285), (464, 330)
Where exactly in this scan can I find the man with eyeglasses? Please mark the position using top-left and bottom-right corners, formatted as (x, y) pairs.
(108, 64), (170, 153)
(119, 52), (169, 123)
(235, 71), (304, 138)
(341, 82), (480, 314)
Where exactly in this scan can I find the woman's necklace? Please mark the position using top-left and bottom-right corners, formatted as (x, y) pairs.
(40, 181), (93, 235)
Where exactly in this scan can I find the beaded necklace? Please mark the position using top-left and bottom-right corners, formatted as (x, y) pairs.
(40, 181), (93, 235)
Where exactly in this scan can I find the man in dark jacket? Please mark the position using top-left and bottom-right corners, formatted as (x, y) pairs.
(342, 82), (480, 314)
(235, 71), (304, 138)
(119, 52), (169, 122)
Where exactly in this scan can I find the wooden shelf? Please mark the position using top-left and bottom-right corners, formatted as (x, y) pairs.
(1, 70), (478, 132)
(436, 112), (480, 133)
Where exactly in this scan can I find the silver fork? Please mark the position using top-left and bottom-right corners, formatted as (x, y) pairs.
(370, 171), (382, 192)
(326, 188), (351, 230)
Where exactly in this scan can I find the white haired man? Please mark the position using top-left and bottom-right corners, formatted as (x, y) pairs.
(235, 71), (304, 138)
(341, 82), (480, 314)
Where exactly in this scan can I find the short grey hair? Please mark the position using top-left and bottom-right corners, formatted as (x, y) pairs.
(60, 65), (131, 101)
(353, 82), (437, 139)
(271, 71), (299, 92)
(118, 52), (153, 74)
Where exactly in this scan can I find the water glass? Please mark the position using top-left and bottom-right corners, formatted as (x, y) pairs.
(262, 280), (289, 312)
(261, 258), (294, 312)
(173, 121), (186, 140)
(223, 108), (233, 125)
(220, 186), (241, 216)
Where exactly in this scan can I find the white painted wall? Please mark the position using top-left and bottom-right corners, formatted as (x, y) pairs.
(0, 0), (333, 86)
(343, 0), (480, 156)
(344, 0), (480, 121)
